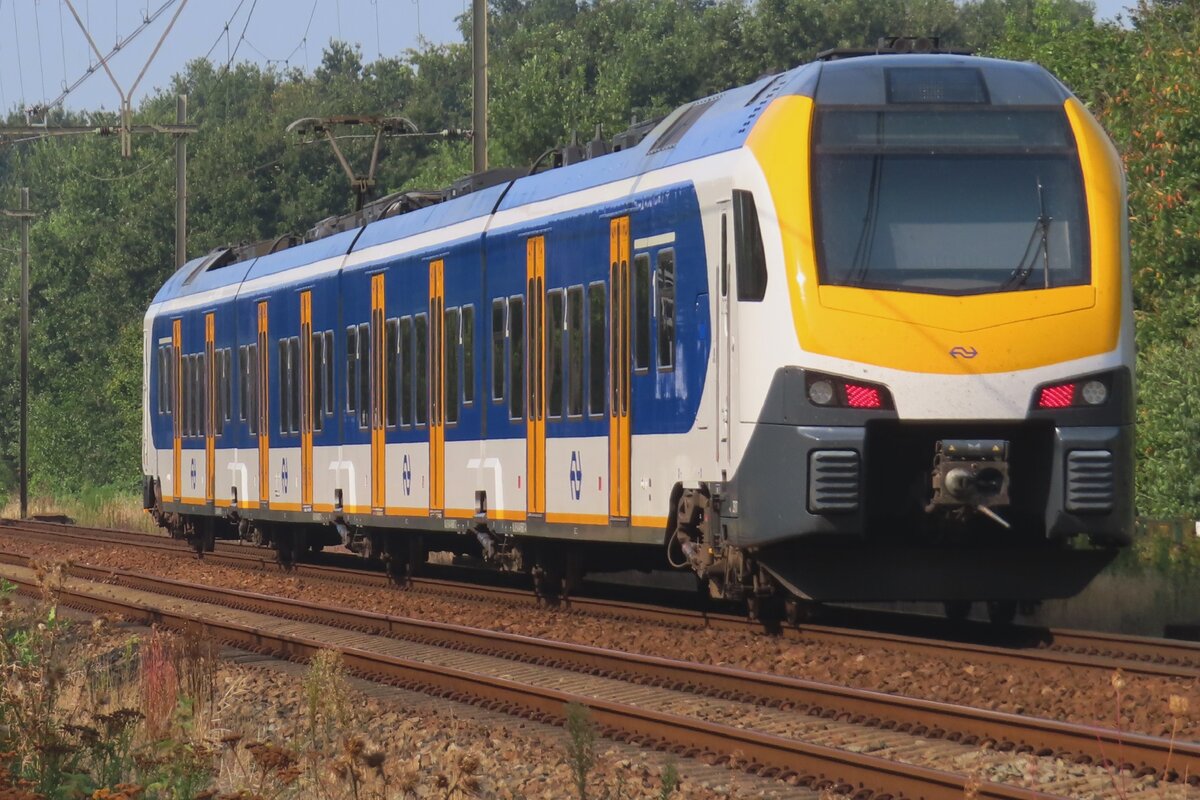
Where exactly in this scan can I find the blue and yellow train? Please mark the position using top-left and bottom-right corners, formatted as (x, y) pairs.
(143, 47), (1134, 622)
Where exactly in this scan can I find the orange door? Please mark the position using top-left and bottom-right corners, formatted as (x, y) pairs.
(429, 261), (445, 514)
(257, 301), (270, 508)
(172, 319), (182, 502)
(300, 291), (314, 511)
(608, 217), (631, 520)
(205, 313), (216, 504)
(371, 275), (387, 512)
(525, 237), (546, 516)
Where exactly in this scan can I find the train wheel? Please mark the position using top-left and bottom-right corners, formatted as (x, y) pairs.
(784, 597), (815, 626)
(986, 600), (1018, 625)
(943, 601), (973, 622)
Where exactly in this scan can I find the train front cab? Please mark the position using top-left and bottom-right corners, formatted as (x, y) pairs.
(717, 57), (1134, 606)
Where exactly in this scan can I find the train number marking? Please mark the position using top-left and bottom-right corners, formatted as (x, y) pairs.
(280, 457), (289, 494)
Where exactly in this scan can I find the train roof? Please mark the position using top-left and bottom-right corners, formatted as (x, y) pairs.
(150, 53), (1069, 312)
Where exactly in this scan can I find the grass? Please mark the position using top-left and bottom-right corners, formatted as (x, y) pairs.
(0, 487), (159, 534)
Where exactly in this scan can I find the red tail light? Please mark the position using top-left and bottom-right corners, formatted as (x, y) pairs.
(1038, 383), (1075, 409)
(844, 383), (883, 409)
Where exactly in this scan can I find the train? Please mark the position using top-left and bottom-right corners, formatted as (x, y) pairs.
(142, 41), (1134, 623)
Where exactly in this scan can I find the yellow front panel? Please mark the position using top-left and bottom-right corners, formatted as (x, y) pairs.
(745, 95), (1124, 375)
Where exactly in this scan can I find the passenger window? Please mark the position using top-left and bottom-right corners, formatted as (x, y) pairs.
(279, 340), (290, 435)
(312, 333), (324, 433)
(181, 356), (190, 436)
(223, 349), (233, 424)
(346, 326), (358, 414)
(197, 353), (203, 436)
(656, 250), (676, 370)
(588, 283), (606, 416)
(386, 319), (399, 428)
(238, 346), (248, 422)
(156, 348), (165, 414)
(462, 304), (474, 405)
(567, 286), (583, 417)
(289, 337), (301, 434)
(633, 253), (651, 371)
(248, 343), (258, 435)
(400, 317), (413, 426)
(414, 313), (428, 425)
(509, 296), (524, 420)
(491, 299), (505, 402)
(733, 190), (768, 302)
(323, 331), (334, 416)
(358, 322), (370, 429)
(546, 290), (564, 420)
(445, 307), (460, 424)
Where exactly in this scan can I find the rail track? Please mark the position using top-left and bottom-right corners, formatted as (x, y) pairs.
(0, 552), (1190, 800)
(3, 517), (1200, 682)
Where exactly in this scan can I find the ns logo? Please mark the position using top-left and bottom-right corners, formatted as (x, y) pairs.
(949, 345), (978, 359)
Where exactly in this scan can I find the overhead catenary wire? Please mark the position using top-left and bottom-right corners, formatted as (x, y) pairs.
(204, 0), (248, 62)
(224, 0), (260, 70)
(48, 0), (182, 112)
(34, 0), (48, 109)
(57, 0), (69, 92)
(12, 0), (27, 107)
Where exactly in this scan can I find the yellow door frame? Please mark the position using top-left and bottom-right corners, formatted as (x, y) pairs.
(257, 301), (270, 508)
(301, 291), (314, 511)
(371, 275), (387, 512)
(205, 313), (216, 504)
(172, 318), (182, 503)
(429, 261), (445, 514)
(525, 238), (546, 517)
(609, 217), (631, 520)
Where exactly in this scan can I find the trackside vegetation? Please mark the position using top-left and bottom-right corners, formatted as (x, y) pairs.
(0, 0), (1196, 538)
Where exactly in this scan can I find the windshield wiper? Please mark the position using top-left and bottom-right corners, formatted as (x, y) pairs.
(1003, 179), (1053, 291)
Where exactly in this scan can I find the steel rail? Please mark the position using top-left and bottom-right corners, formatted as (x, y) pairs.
(3, 518), (1198, 680)
(2, 549), (1194, 781)
(0, 560), (1059, 800)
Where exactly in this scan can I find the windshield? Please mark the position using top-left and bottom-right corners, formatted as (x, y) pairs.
(812, 108), (1089, 295)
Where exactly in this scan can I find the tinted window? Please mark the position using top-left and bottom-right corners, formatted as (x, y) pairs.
(323, 331), (334, 416)
(546, 290), (564, 420)
(400, 317), (413, 426)
(247, 343), (258, 435)
(633, 253), (651, 370)
(567, 286), (583, 417)
(491, 299), (505, 402)
(588, 283), (605, 416)
(346, 326), (358, 413)
(238, 346), (249, 422)
(733, 190), (767, 301)
(386, 319), (399, 428)
(509, 296), (524, 420)
(414, 314), (428, 425)
(312, 333), (324, 433)
(813, 108), (1088, 295)
(279, 340), (290, 435)
(289, 337), (301, 434)
(445, 307), (460, 425)
(462, 304), (474, 405)
(358, 322), (370, 429)
(656, 250), (675, 370)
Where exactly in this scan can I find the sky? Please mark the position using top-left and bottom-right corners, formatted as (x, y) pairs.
(0, 0), (1135, 116)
